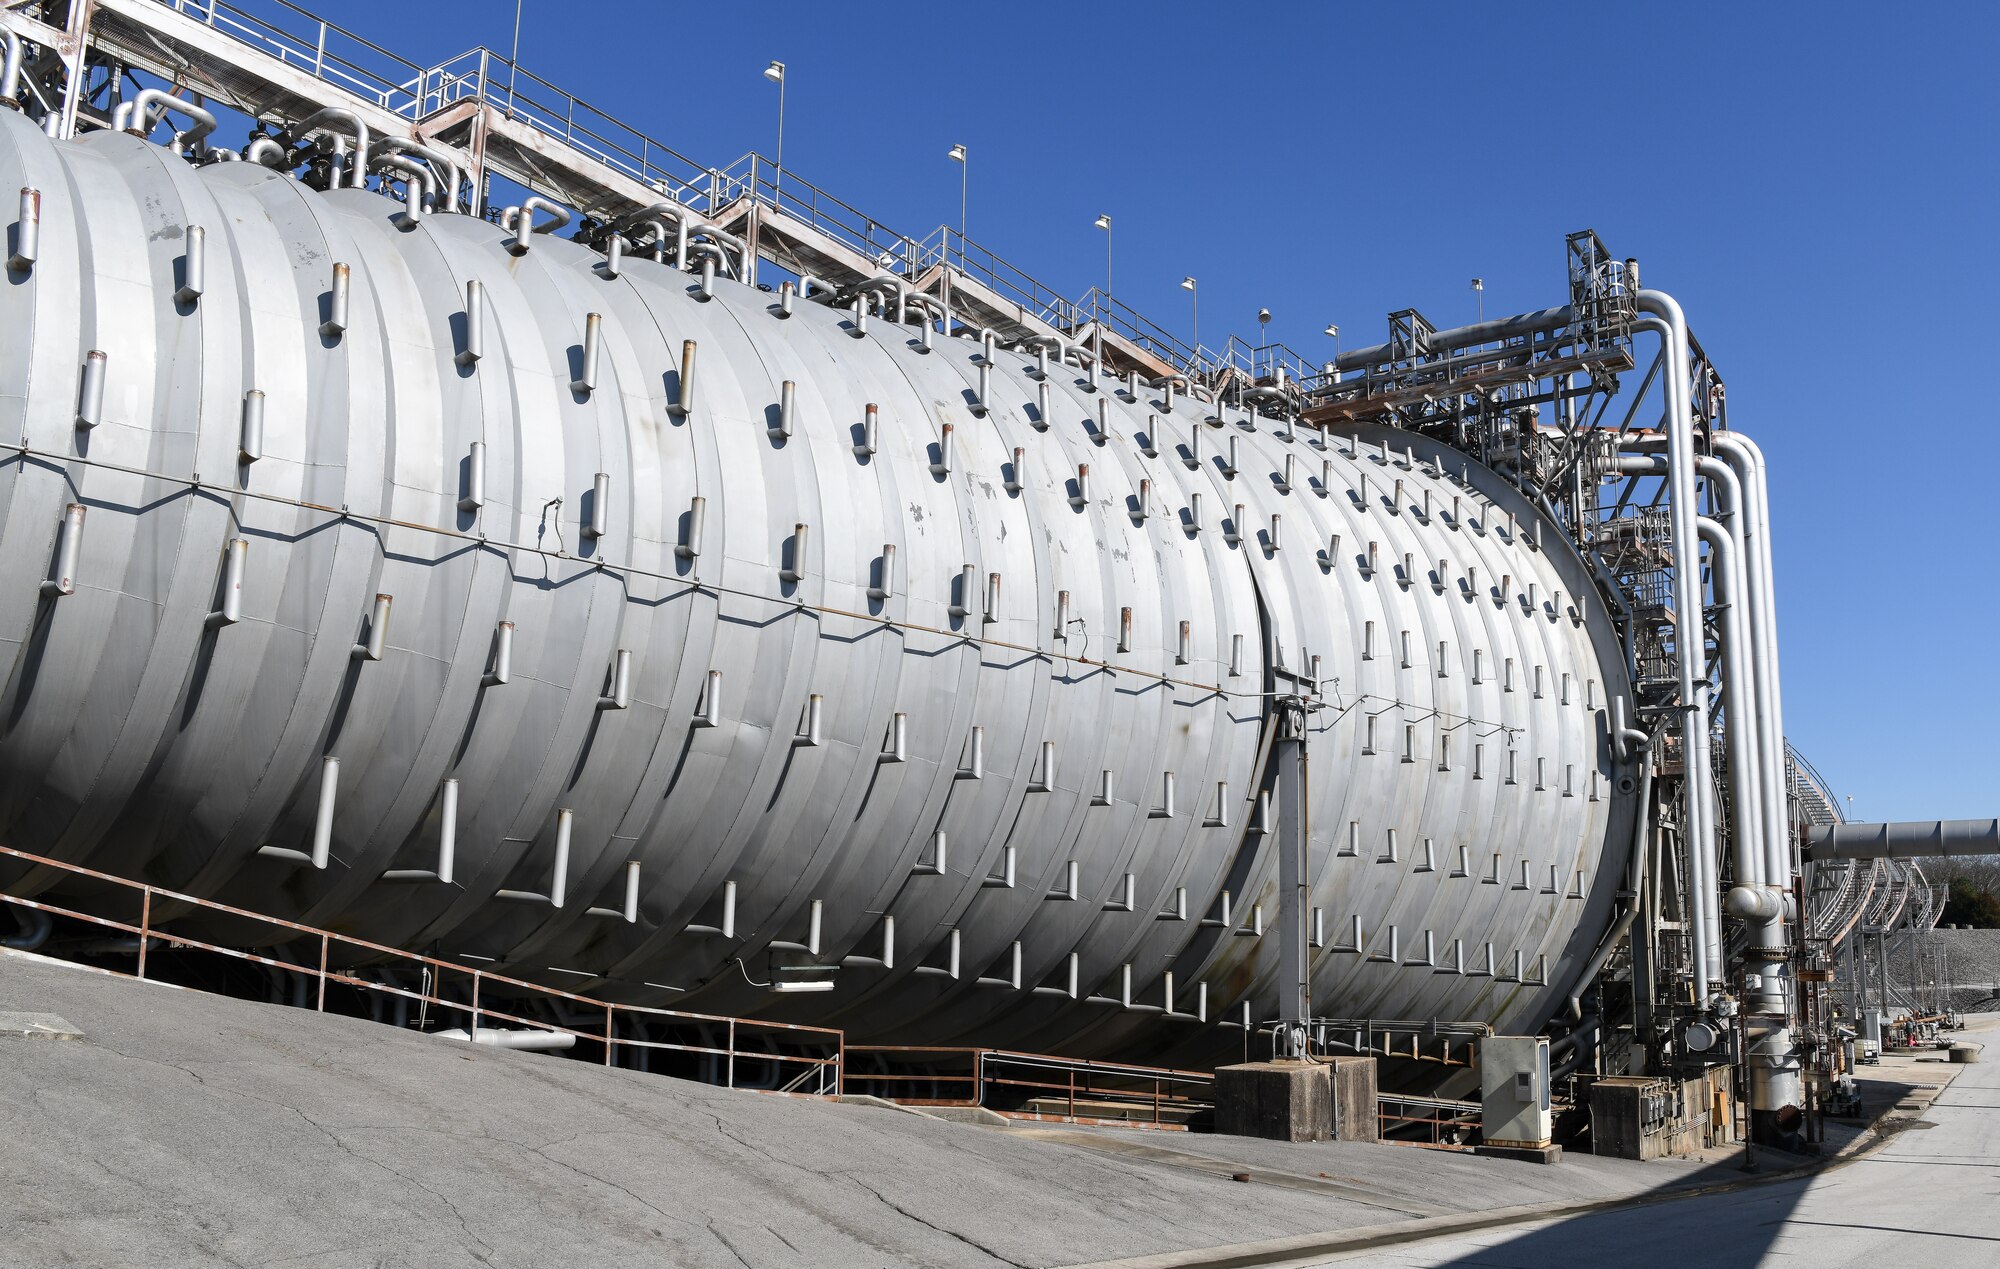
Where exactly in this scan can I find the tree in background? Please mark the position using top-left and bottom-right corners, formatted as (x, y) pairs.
(1940, 876), (2000, 929)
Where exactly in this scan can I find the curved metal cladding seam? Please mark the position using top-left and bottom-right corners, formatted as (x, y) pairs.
(0, 110), (1635, 1057)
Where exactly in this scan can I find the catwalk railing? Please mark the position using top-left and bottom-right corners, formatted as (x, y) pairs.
(0, 842), (845, 1093)
(840, 1045), (1215, 1129)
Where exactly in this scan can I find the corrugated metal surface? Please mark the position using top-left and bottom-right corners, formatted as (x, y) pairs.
(0, 112), (1634, 1055)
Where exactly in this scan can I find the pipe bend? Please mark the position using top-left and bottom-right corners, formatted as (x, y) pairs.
(244, 135), (290, 168)
(288, 107), (370, 188)
(1724, 885), (1783, 921)
(1, 29), (23, 108)
(503, 197), (572, 253)
(372, 136), (460, 210)
(115, 90), (219, 148)
(371, 154), (434, 220)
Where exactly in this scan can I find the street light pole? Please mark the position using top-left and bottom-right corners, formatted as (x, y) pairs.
(948, 144), (968, 246)
(1471, 277), (1483, 323)
(763, 61), (786, 199)
(1181, 276), (1198, 367)
(1094, 214), (1112, 299)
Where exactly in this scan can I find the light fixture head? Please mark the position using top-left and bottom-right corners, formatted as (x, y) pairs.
(1471, 277), (1483, 290)
(763, 60), (786, 83)
(1180, 276), (1196, 291)
(947, 143), (967, 162)
(1093, 214), (1112, 230)
(1324, 323), (1339, 337)
(1258, 308), (1272, 325)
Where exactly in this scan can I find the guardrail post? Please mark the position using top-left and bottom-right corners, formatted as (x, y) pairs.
(471, 969), (481, 1040)
(727, 1019), (737, 1089)
(604, 1005), (615, 1067)
(316, 933), (328, 1010)
(137, 888), (152, 980)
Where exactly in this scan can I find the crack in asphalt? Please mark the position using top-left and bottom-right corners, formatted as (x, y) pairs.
(843, 1173), (1032, 1268)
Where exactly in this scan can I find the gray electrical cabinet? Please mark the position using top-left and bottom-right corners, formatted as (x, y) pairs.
(1480, 1035), (1553, 1148)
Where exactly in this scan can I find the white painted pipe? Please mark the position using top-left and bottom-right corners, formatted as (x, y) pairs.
(1699, 517), (1765, 894)
(1713, 432), (1790, 891)
(433, 1027), (575, 1051)
(1636, 292), (1719, 1001)
(311, 756), (339, 869)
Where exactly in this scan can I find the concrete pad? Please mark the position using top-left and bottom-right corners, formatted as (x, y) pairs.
(0, 1011), (84, 1039)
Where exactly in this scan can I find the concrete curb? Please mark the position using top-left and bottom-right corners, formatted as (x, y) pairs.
(1056, 1059), (1972, 1269)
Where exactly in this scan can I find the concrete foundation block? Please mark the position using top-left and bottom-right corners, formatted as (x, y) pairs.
(1214, 1060), (1331, 1142)
(1328, 1056), (1379, 1141)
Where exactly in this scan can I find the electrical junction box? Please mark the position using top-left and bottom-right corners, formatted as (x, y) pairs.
(1480, 1035), (1553, 1148)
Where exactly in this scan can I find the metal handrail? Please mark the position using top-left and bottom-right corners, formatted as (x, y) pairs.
(717, 154), (916, 272)
(152, 0), (428, 114)
(841, 1044), (1213, 1128)
(412, 47), (715, 210)
(0, 842), (843, 1093)
(138, 0), (1227, 363)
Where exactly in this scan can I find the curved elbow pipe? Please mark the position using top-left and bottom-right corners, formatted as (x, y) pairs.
(371, 137), (460, 211)
(1568, 907), (1636, 1020)
(1022, 334), (1079, 365)
(504, 197), (572, 253)
(1, 29), (23, 108)
(1608, 694), (1650, 763)
(1724, 885), (1783, 921)
(682, 221), (746, 278)
(113, 91), (219, 150)
(370, 154), (434, 221)
(852, 273), (909, 324)
(244, 135), (291, 169)
(288, 108), (370, 189)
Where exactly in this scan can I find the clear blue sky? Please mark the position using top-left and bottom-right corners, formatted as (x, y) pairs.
(358, 0), (1996, 822)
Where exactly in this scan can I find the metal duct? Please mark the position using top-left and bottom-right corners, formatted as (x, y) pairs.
(1805, 820), (2000, 862)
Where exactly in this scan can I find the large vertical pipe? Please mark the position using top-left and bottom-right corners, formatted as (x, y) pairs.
(1636, 293), (1717, 1001)
(1698, 518), (1764, 892)
(1713, 433), (1790, 892)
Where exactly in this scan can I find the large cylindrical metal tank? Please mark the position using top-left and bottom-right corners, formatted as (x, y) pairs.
(0, 112), (1636, 1060)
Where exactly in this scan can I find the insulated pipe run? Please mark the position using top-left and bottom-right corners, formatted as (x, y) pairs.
(1620, 444), (1779, 899)
(1624, 442), (1768, 900)
(1712, 432), (1790, 891)
(1332, 305), (1576, 372)
(1635, 296), (1717, 1002)
(1804, 819), (2000, 861)
(1699, 517), (1768, 902)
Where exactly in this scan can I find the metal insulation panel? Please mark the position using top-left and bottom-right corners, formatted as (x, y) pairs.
(0, 111), (1636, 1058)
